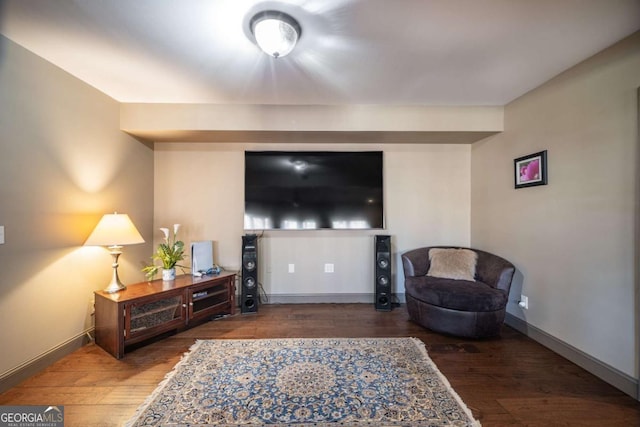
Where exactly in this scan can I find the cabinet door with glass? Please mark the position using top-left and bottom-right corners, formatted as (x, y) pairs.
(187, 276), (234, 322)
(124, 290), (186, 345)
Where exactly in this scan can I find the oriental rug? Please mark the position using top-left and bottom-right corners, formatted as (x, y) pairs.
(125, 338), (480, 427)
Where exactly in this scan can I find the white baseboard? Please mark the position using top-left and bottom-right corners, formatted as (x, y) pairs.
(504, 313), (638, 400)
(0, 328), (93, 394)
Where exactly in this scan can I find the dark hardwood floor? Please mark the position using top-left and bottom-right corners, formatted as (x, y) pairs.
(1, 303), (639, 426)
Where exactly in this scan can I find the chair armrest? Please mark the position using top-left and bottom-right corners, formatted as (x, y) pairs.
(401, 248), (431, 277)
(475, 250), (516, 294)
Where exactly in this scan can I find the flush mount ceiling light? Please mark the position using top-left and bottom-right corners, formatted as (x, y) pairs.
(250, 10), (301, 58)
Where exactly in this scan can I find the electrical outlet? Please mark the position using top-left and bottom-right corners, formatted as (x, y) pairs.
(324, 263), (334, 273)
(518, 295), (529, 310)
(288, 263), (295, 273)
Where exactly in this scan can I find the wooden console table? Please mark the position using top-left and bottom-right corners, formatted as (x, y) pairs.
(94, 272), (236, 359)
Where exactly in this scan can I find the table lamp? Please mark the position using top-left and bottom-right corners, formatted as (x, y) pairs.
(85, 212), (145, 293)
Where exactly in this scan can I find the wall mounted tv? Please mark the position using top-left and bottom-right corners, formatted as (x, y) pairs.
(244, 151), (384, 230)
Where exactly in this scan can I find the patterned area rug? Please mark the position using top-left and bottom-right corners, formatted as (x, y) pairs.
(126, 338), (480, 426)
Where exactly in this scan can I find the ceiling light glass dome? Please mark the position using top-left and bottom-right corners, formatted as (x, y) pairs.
(250, 11), (301, 58)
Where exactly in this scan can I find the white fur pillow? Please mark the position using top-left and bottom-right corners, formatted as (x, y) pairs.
(427, 248), (477, 281)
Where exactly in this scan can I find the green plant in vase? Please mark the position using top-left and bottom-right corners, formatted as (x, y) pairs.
(142, 224), (187, 280)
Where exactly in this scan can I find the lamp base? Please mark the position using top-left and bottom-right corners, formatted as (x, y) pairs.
(103, 246), (127, 293)
(103, 280), (127, 294)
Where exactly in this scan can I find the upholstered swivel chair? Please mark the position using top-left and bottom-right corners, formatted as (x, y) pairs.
(402, 246), (515, 338)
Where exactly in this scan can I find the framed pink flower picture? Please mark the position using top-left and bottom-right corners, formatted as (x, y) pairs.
(514, 150), (547, 189)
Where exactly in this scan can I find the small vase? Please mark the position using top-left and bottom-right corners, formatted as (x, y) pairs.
(162, 268), (176, 281)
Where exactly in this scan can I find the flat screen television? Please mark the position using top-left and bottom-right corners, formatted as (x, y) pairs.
(244, 151), (384, 230)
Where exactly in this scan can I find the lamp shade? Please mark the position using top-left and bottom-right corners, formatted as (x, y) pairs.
(84, 213), (145, 247)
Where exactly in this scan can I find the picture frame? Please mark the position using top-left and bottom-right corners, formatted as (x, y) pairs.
(514, 150), (547, 189)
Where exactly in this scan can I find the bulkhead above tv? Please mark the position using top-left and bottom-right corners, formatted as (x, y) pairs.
(244, 151), (384, 230)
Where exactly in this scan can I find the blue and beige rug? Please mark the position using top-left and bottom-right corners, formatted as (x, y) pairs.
(126, 338), (480, 426)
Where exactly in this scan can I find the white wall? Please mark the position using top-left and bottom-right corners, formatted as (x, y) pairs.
(0, 36), (154, 378)
(154, 142), (470, 298)
(471, 32), (640, 378)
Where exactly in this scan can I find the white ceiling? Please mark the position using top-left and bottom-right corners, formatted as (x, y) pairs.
(1, 0), (639, 106)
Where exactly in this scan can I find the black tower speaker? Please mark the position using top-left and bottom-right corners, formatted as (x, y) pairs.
(241, 234), (258, 314)
(374, 235), (392, 311)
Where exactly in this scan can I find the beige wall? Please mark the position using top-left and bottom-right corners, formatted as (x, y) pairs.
(121, 103), (503, 142)
(121, 103), (504, 132)
(154, 142), (471, 298)
(471, 33), (640, 378)
(0, 37), (154, 377)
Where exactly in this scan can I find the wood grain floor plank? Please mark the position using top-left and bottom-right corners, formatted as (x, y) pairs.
(1, 303), (638, 426)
